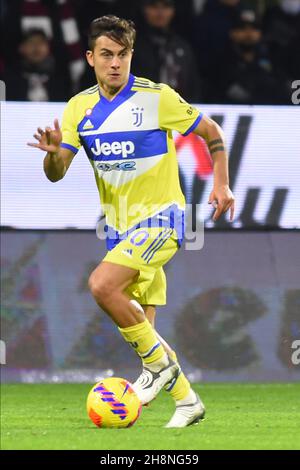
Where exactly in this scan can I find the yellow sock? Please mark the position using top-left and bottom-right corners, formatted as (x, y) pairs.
(119, 319), (167, 365)
(165, 350), (191, 401)
(165, 371), (191, 401)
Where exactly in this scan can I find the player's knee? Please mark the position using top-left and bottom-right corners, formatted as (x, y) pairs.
(88, 273), (112, 304)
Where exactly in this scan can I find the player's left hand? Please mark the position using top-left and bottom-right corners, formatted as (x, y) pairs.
(208, 185), (235, 222)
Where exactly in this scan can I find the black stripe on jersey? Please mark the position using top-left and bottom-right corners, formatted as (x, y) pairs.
(134, 79), (160, 88)
(86, 85), (99, 93)
(133, 81), (151, 87)
(134, 78), (149, 83)
(133, 83), (161, 90)
(79, 85), (99, 95)
(134, 81), (151, 86)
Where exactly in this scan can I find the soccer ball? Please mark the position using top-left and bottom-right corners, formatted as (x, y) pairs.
(87, 377), (142, 428)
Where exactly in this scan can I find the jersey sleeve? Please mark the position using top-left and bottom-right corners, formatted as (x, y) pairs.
(158, 85), (202, 135)
(61, 97), (81, 154)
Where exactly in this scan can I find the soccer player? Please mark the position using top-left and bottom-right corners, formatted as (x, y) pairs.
(28, 15), (235, 427)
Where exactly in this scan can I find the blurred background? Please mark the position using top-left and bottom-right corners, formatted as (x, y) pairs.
(1, 0), (300, 103)
(0, 0), (300, 384)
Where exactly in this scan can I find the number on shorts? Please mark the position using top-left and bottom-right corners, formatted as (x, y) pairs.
(130, 230), (149, 246)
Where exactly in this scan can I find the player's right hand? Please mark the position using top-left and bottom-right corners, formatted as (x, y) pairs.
(27, 118), (62, 154)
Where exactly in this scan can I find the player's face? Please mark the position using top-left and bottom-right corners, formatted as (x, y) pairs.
(86, 36), (133, 91)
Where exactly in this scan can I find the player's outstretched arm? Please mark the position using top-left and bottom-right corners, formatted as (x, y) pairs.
(193, 115), (235, 222)
(27, 119), (75, 182)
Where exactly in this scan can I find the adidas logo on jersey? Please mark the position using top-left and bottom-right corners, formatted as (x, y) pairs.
(91, 138), (135, 158)
(83, 119), (94, 130)
(122, 249), (133, 258)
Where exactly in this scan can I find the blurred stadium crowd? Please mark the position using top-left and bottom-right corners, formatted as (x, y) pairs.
(1, 0), (299, 104)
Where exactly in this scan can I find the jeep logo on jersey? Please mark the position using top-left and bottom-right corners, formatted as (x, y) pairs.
(91, 139), (135, 158)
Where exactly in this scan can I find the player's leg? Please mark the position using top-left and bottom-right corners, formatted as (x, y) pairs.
(89, 244), (179, 405)
(143, 305), (175, 357)
(143, 305), (205, 427)
(88, 261), (142, 328)
(100, 227), (189, 404)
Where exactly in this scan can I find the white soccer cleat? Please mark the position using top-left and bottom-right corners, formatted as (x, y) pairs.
(165, 393), (206, 428)
(132, 357), (180, 405)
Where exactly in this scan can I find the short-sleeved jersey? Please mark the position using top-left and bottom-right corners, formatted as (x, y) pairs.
(61, 74), (202, 249)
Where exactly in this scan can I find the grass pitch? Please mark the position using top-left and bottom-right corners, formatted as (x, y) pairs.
(1, 383), (299, 450)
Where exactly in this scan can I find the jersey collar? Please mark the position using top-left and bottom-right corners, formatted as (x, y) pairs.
(99, 73), (135, 105)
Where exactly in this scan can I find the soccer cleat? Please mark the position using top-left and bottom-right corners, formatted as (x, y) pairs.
(132, 357), (180, 405)
(165, 393), (205, 428)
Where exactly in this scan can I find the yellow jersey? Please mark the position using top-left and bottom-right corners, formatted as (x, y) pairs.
(61, 74), (202, 249)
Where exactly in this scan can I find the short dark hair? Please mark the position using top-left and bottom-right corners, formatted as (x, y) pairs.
(88, 15), (136, 50)
(21, 28), (49, 44)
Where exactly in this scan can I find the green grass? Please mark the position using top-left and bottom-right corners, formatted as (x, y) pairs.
(1, 383), (299, 450)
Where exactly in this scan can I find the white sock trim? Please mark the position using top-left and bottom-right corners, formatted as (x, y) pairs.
(144, 353), (169, 372)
